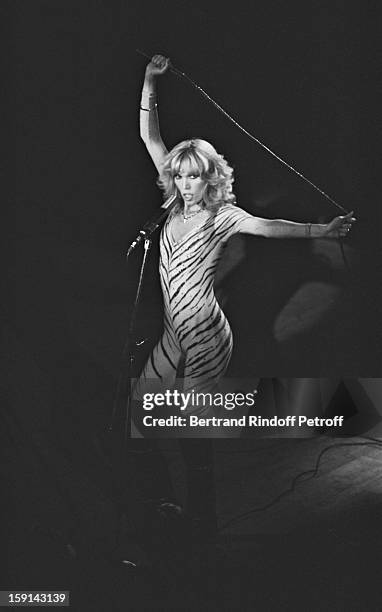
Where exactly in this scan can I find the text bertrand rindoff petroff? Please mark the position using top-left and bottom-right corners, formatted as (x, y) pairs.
(140, 389), (344, 429)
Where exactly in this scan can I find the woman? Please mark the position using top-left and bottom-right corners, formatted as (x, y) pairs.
(129, 54), (356, 556)
(134, 54), (356, 424)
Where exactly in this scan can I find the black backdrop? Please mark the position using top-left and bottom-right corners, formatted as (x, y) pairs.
(2, 4), (381, 606)
(3, 0), (380, 416)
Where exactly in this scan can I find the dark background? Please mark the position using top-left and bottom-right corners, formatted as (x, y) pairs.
(2, 2), (381, 609)
(3, 0), (380, 389)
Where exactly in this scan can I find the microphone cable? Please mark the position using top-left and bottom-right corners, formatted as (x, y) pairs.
(217, 435), (382, 532)
(136, 49), (358, 277)
(136, 49), (349, 215)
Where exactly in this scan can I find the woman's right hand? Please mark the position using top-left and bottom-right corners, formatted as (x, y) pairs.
(145, 54), (171, 78)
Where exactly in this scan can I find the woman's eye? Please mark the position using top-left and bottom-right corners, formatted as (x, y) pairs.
(174, 173), (199, 180)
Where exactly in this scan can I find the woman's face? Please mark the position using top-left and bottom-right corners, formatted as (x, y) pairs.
(174, 159), (206, 206)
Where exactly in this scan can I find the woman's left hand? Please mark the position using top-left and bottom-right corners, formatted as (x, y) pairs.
(324, 211), (356, 238)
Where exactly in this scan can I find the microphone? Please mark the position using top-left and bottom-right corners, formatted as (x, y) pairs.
(127, 194), (179, 256)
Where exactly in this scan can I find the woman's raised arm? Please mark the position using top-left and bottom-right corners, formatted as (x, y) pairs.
(140, 54), (170, 173)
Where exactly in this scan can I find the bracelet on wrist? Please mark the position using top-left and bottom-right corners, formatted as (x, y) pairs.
(140, 103), (158, 112)
(140, 89), (157, 111)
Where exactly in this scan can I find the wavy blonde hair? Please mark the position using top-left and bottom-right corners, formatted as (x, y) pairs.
(157, 139), (236, 212)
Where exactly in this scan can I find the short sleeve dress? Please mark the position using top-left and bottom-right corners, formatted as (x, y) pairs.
(134, 204), (254, 409)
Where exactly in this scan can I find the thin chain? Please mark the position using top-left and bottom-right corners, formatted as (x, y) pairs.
(183, 209), (204, 222)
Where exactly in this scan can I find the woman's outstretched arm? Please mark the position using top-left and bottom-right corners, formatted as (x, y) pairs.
(238, 211), (356, 239)
(140, 54), (170, 173)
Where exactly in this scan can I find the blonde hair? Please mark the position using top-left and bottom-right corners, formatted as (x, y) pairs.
(157, 139), (236, 212)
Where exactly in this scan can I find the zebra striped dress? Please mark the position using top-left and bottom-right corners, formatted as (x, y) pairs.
(134, 203), (254, 415)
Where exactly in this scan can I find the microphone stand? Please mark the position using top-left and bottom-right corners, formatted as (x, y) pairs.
(109, 194), (178, 447)
(90, 197), (180, 569)
(96, 236), (155, 569)
(109, 236), (153, 446)
(101, 202), (175, 509)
